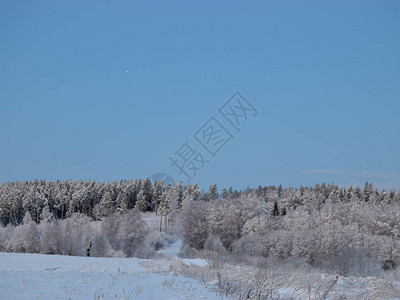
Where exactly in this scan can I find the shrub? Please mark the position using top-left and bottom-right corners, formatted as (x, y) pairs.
(202, 235), (228, 269)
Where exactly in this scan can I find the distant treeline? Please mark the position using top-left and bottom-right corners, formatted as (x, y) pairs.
(0, 178), (398, 227)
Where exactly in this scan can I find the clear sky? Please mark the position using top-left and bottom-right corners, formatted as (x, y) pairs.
(1, 0), (399, 191)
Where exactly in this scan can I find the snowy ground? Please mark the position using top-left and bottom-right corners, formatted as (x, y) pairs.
(0, 250), (219, 300)
(2, 240), (400, 300)
(156, 241), (400, 299)
(157, 240), (208, 267)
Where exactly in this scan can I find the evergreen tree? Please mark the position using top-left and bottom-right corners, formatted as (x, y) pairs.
(281, 206), (287, 216)
(271, 201), (280, 217)
(192, 183), (202, 201)
(135, 190), (147, 212)
(278, 184), (283, 197)
(151, 181), (163, 213)
(221, 187), (228, 199)
(158, 184), (172, 233)
(208, 184), (217, 201)
(363, 182), (374, 202)
(141, 178), (153, 210)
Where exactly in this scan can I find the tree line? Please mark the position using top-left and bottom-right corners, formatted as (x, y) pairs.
(1, 178), (400, 275)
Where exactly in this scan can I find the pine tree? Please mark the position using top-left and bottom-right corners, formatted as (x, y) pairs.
(363, 182), (374, 202)
(98, 190), (113, 218)
(182, 184), (192, 201)
(40, 205), (53, 224)
(271, 201), (280, 217)
(142, 178), (153, 209)
(192, 183), (202, 201)
(221, 187), (228, 199)
(278, 184), (283, 197)
(175, 180), (183, 206)
(158, 190), (171, 216)
(151, 181), (163, 213)
(115, 193), (128, 214)
(281, 207), (287, 216)
(208, 184), (217, 201)
(256, 185), (263, 198)
(158, 184), (172, 233)
(135, 190), (147, 212)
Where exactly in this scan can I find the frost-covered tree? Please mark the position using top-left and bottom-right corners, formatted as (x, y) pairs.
(182, 199), (208, 250)
(90, 232), (112, 257)
(221, 187), (228, 199)
(97, 190), (114, 219)
(115, 192), (128, 214)
(135, 190), (147, 212)
(40, 205), (53, 223)
(141, 178), (153, 210)
(151, 181), (163, 213)
(192, 183), (202, 201)
(271, 201), (280, 217)
(60, 215), (89, 256)
(117, 209), (147, 257)
(101, 212), (120, 250)
(208, 184), (217, 201)
(7, 212), (38, 253)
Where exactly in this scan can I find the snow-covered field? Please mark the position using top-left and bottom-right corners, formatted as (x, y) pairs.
(0, 250), (218, 300)
(2, 239), (400, 300)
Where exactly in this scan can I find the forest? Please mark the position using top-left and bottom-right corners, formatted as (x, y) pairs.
(1, 179), (400, 278)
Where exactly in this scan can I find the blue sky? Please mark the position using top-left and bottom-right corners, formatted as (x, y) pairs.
(1, 0), (399, 191)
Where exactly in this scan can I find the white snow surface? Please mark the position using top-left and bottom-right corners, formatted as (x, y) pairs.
(157, 239), (182, 257)
(2, 239), (400, 300)
(0, 250), (219, 300)
(157, 240), (208, 267)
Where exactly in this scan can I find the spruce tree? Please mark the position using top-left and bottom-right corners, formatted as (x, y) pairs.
(135, 190), (147, 212)
(281, 206), (287, 216)
(271, 201), (280, 217)
(221, 187), (228, 199)
(208, 184), (217, 201)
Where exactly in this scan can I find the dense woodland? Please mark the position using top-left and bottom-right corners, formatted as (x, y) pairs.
(1, 179), (400, 276)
